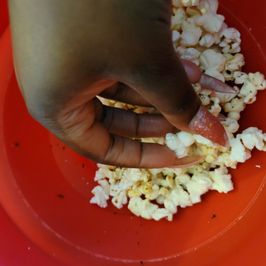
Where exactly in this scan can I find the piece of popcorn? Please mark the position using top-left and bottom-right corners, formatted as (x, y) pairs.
(181, 0), (200, 7)
(200, 49), (226, 71)
(222, 118), (240, 134)
(240, 127), (265, 151)
(181, 22), (203, 46)
(214, 152), (237, 169)
(156, 195), (166, 205)
(196, 13), (224, 33)
(228, 111), (241, 121)
(152, 208), (173, 221)
(145, 184), (160, 200)
(209, 97), (222, 116)
(172, 8), (186, 30)
(111, 191), (127, 209)
(98, 179), (110, 196)
(169, 184), (192, 207)
(172, 30), (181, 43)
(128, 197), (158, 220)
(186, 6), (202, 17)
(233, 71), (248, 84)
(165, 133), (188, 158)
(175, 173), (191, 186)
(230, 137), (251, 163)
(159, 187), (170, 197)
(123, 168), (146, 182)
(199, 0), (219, 14)
(239, 80), (257, 104)
(224, 98), (245, 113)
(164, 199), (178, 214)
(210, 167), (233, 193)
(90, 186), (109, 208)
(221, 27), (241, 42)
(248, 72), (266, 90)
(199, 33), (216, 48)
(225, 53), (245, 72)
(94, 166), (114, 181)
(186, 173), (213, 203)
(200, 94), (211, 105)
(177, 131), (195, 147)
(180, 48), (201, 63)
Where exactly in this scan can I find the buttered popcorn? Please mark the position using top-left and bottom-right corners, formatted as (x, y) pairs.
(90, 0), (266, 221)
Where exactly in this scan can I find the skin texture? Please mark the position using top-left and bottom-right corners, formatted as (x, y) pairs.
(8, 0), (231, 168)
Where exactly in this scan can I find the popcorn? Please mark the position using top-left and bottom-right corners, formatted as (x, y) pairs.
(177, 132), (195, 147)
(199, 0), (219, 14)
(248, 72), (266, 90)
(196, 13), (225, 33)
(90, 186), (109, 208)
(200, 49), (226, 72)
(225, 54), (245, 73)
(209, 96), (222, 116)
(185, 173), (212, 203)
(240, 127), (265, 151)
(181, 0), (200, 7)
(172, 8), (186, 30)
(233, 71), (248, 84)
(181, 22), (202, 46)
(90, 0), (266, 221)
(165, 133), (188, 158)
(180, 48), (201, 65)
(239, 80), (257, 104)
(230, 137), (251, 163)
(224, 98), (245, 113)
(222, 118), (240, 134)
(199, 33), (216, 48)
(168, 185), (192, 208)
(172, 30), (181, 43)
(228, 111), (241, 121)
(210, 167), (233, 193)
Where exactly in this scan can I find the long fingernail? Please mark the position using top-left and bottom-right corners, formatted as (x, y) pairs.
(200, 74), (239, 94)
(170, 155), (204, 168)
(189, 106), (229, 146)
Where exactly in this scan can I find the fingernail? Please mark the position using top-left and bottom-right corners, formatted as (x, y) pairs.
(218, 113), (227, 122)
(189, 106), (229, 146)
(200, 74), (239, 94)
(170, 155), (204, 168)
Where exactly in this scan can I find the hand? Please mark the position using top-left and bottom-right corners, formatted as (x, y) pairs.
(9, 0), (232, 168)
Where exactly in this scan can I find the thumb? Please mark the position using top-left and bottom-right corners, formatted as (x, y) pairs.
(124, 40), (227, 146)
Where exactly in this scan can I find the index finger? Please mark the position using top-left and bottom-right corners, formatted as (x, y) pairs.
(58, 100), (202, 168)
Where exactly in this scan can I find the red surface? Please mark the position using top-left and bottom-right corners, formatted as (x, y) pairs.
(0, 0), (266, 266)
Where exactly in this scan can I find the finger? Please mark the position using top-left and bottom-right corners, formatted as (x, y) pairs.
(100, 135), (203, 168)
(121, 31), (228, 146)
(58, 100), (202, 168)
(100, 106), (176, 137)
(181, 59), (202, 83)
(182, 59), (238, 95)
(67, 122), (202, 168)
(100, 61), (200, 106)
(100, 82), (151, 107)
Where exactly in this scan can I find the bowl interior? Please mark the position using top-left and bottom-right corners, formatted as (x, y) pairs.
(1, 1), (266, 266)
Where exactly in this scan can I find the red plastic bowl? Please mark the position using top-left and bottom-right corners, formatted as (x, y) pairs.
(1, 1), (266, 265)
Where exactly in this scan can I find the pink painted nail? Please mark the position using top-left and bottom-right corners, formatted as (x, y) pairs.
(189, 106), (229, 147)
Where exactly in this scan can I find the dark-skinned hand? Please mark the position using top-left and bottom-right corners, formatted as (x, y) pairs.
(9, 0), (233, 168)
